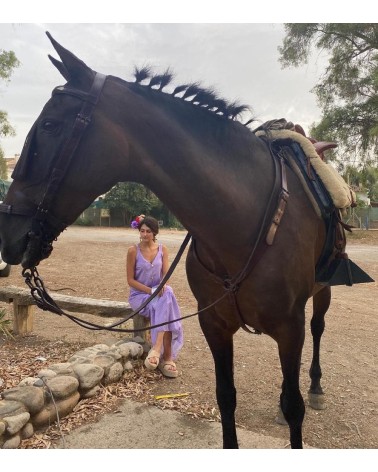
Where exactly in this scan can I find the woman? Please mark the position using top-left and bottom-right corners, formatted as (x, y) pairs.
(126, 215), (183, 378)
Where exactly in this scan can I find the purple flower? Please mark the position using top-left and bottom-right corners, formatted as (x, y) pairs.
(131, 220), (138, 229)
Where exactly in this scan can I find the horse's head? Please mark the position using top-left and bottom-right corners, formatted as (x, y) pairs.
(0, 32), (124, 268)
(0, 32), (266, 271)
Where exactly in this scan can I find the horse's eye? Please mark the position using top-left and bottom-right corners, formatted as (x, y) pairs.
(42, 120), (59, 132)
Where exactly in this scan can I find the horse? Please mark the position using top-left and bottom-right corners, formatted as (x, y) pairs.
(0, 32), (372, 449)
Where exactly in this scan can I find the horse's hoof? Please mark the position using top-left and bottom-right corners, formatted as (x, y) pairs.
(275, 407), (288, 425)
(308, 392), (326, 410)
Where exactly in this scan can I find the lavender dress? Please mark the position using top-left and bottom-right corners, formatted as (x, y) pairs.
(128, 244), (183, 360)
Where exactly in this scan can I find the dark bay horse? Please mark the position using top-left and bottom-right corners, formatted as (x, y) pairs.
(0, 33), (370, 448)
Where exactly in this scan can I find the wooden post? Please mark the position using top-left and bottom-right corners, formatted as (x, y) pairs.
(133, 314), (151, 345)
(12, 301), (34, 335)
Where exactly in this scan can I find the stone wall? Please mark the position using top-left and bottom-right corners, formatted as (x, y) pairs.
(0, 337), (146, 449)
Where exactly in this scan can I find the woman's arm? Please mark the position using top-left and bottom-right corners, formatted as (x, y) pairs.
(156, 245), (170, 296)
(161, 245), (170, 280)
(126, 246), (154, 295)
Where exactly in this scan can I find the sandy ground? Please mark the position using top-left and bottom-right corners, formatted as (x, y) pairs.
(0, 226), (377, 452)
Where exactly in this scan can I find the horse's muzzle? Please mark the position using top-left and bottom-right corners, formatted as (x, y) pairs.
(0, 234), (28, 266)
(21, 229), (54, 268)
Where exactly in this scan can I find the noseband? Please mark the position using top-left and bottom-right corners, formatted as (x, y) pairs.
(0, 72), (107, 237)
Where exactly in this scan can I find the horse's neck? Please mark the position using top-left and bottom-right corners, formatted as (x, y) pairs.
(111, 82), (274, 249)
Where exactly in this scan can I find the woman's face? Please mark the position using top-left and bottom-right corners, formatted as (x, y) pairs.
(139, 224), (155, 242)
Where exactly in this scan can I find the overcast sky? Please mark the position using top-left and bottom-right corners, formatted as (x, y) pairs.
(0, 3), (364, 158)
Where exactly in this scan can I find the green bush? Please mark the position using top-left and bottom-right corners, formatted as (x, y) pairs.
(0, 308), (14, 340)
(73, 217), (95, 226)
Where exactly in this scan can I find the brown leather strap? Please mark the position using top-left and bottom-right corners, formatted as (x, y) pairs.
(190, 142), (289, 334)
(266, 156), (289, 245)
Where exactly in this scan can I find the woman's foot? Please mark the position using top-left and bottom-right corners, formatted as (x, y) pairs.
(158, 360), (178, 378)
(144, 349), (160, 370)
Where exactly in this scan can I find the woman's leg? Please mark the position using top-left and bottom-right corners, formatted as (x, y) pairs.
(147, 287), (184, 361)
(162, 331), (172, 359)
(147, 331), (165, 366)
(146, 331), (177, 373)
(162, 331), (178, 374)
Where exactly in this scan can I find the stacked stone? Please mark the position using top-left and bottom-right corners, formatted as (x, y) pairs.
(0, 337), (146, 449)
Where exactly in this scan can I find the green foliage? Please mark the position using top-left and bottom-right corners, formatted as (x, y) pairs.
(103, 182), (160, 224)
(153, 205), (184, 229)
(102, 182), (182, 227)
(279, 24), (378, 164)
(0, 146), (8, 179)
(0, 176), (10, 199)
(74, 216), (95, 226)
(0, 48), (20, 160)
(0, 110), (16, 139)
(341, 165), (378, 201)
(0, 49), (20, 81)
(0, 112), (12, 179)
(0, 308), (14, 340)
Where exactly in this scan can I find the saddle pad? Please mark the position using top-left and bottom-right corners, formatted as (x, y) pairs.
(255, 129), (356, 210)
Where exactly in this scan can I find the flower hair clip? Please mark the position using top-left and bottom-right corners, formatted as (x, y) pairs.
(130, 214), (145, 229)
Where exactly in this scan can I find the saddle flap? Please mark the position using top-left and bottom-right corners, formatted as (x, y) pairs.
(317, 257), (375, 286)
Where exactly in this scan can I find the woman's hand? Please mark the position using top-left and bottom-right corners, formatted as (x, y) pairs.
(159, 284), (166, 297)
(151, 285), (166, 296)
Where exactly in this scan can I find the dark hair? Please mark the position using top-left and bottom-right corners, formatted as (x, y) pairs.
(138, 216), (159, 239)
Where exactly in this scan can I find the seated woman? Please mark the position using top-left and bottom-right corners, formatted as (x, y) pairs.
(126, 215), (184, 378)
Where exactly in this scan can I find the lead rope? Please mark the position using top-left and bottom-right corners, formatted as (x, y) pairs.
(21, 232), (229, 333)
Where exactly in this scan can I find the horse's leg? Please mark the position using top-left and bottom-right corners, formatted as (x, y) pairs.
(308, 286), (331, 410)
(199, 311), (238, 449)
(277, 316), (306, 449)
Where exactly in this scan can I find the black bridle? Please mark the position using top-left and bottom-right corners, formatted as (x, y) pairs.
(0, 72), (107, 236)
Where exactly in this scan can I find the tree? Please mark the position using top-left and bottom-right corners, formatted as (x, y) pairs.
(103, 182), (160, 225)
(0, 147), (7, 180)
(0, 48), (20, 176)
(0, 50), (20, 82)
(341, 164), (378, 202)
(279, 24), (378, 165)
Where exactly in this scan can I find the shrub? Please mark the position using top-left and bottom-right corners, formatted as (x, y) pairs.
(0, 308), (14, 340)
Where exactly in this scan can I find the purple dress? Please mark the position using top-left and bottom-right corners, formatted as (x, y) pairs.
(128, 244), (183, 360)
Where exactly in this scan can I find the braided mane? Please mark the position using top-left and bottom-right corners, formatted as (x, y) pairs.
(133, 66), (253, 123)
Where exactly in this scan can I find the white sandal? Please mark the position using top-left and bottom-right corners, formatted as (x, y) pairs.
(158, 361), (178, 378)
(144, 349), (160, 370)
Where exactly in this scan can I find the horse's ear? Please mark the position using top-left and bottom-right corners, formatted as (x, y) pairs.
(46, 31), (93, 83)
(48, 55), (70, 81)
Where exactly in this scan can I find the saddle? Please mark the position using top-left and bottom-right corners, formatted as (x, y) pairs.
(255, 119), (374, 286)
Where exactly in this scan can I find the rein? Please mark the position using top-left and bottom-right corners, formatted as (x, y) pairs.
(21, 232), (229, 333)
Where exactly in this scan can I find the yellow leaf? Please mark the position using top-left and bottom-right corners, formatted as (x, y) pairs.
(154, 392), (190, 400)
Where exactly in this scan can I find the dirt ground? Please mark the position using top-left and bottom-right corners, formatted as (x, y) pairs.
(0, 226), (377, 449)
